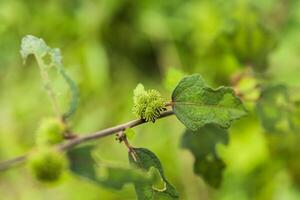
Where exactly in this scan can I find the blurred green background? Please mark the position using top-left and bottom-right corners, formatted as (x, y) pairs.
(1, 0), (300, 199)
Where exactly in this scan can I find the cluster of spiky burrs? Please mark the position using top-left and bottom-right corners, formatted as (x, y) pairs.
(28, 118), (68, 183)
(132, 84), (167, 122)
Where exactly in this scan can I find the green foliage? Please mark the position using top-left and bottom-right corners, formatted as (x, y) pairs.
(99, 166), (159, 190)
(35, 118), (65, 146)
(172, 74), (247, 130)
(27, 148), (68, 183)
(68, 145), (165, 191)
(256, 84), (296, 133)
(68, 145), (97, 182)
(20, 35), (79, 119)
(257, 84), (300, 186)
(181, 124), (229, 188)
(2, 1), (300, 199)
(132, 84), (167, 122)
(226, 3), (276, 71)
(266, 132), (300, 185)
(128, 148), (179, 200)
(149, 167), (167, 191)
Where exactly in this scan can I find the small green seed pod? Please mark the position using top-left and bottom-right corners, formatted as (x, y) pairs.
(36, 118), (65, 146)
(27, 148), (68, 182)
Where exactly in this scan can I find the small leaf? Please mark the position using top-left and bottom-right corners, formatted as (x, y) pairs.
(129, 148), (179, 200)
(124, 128), (136, 140)
(181, 124), (229, 188)
(172, 74), (247, 130)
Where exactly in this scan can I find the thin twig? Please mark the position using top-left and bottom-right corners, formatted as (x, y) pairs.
(0, 155), (27, 171)
(0, 110), (174, 172)
(165, 101), (174, 107)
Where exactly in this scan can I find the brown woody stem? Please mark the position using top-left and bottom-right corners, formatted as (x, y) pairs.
(0, 110), (174, 172)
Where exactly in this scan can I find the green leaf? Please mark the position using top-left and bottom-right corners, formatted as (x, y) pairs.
(129, 148), (179, 200)
(68, 145), (156, 191)
(181, 124), (229, 188)
(256, 84), (292, 133)
(99, 165), (156, 190)
(67, 145), (97, 182)
(172, 74), (247, 130)
(149, 167), (167, 191)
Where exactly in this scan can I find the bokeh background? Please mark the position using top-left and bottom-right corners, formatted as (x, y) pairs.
(1, 0), (300, 199)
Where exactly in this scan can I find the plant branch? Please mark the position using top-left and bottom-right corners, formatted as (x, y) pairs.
(0, 110), (174, 172)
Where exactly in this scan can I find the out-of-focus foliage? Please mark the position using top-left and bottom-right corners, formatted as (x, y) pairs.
(256, 84), (291, 132)
(20, 35), (79, 119)
(181, 125), (229, 188)
(1, 0), (300, 199)
(68, 145), (161, 191)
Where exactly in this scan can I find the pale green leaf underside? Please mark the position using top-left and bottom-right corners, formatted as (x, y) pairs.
(172, 74), (247, 130)
(20, 35), (79, 119)
(129, 148), (179, 200)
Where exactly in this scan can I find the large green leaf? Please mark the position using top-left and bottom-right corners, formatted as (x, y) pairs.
(68, 145), (157, 191)
(181, 124), (229, 188)
(129, 148), (179, 200)
(172, 74), (247, 131)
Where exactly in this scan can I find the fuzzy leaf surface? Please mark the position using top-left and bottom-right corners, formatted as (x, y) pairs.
(172, 74), (247, 130)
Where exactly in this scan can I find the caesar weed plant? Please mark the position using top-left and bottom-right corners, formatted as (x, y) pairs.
(1, 35), (299, 199)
